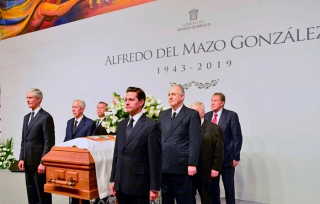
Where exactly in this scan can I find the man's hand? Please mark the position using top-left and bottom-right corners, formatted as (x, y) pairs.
(232, 160), (239, 168)
(188, 165), (197, 176)
(18, 160), (25, 171)
(37, 163), (46, 174)
(211, 169), (219, 178)
(149, 190), (159, 201)
(110, 182), (116, 196)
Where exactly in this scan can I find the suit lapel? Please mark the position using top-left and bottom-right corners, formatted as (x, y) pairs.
(120, 118), (129, 146)
(94, 119), (99, 132)
(123, 114), (146, 148)
(74, 116), (86, 135)
(26, 109), (43, 136)
(94, 117), (105, 132)
(68, 118), (75, 136)
(163, 106), (187, 142)
(23, 114), (31, 137)
(163, 110), (172, 133)
(201, 120), (208, 137)
(218, 109), (227, 126)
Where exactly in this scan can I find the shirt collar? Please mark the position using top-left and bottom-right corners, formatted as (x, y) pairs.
(172, 104), (183, 115)
(75, 114), (84, 123)
(97, 116), (106, 121)
(129, 110), (144, 126)
(32, 106), (41, 116)
(214, 108), (223, 116)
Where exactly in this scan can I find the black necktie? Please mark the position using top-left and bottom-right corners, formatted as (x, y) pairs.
(126, 118), (134, 137)
(96, 119), (100, 127)
(28, 112), (35, 129)
(73, 120), (78, 134)
(171, 112), (177, 121)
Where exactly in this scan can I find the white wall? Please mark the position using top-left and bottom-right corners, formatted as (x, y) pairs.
(1, 0), (320, 203)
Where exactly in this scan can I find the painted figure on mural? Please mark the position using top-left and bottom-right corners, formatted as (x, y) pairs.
(0, 0), (81, 39)
(0, 0), (152, 40)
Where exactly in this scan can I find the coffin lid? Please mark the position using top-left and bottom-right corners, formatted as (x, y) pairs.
(42, 146), (95, 166)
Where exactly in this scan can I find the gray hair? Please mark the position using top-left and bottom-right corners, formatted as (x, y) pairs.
(28, 88), (43, 102)
(73, 99), (86, 108)
(172, 84), (185, 96)
(190, 101), (205, 111)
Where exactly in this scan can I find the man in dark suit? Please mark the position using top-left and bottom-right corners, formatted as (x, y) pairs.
(204, 92), (243, 204)
(93, 101), (110, 204)
(94, 101), (108, 135)
(190, 101), (224, 204)
(110, 87), (161, 204)
(64, 99), (95, 204)
(18, 88), (55, 204)
(158, 84), (201, 204)
(64, 99), (96, 142)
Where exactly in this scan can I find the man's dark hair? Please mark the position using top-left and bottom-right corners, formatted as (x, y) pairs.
(98, 101), (108, 107)
(126, 87), (146, 107)
(213, 92), (226, 103)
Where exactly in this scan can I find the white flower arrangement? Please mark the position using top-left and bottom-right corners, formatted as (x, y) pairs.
(101, 92), (167, 134)
(0, 137), (16, 169)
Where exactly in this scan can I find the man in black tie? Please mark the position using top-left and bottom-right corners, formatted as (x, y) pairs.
(93, 102), (110, 204)
(64, 99), (95, 204)
(18, 88), (55, 204)
(94, 101), (108, 135)
(110, 87), (161, 204)
(158, 84), (202, 204)
(64, 99), (96, 142)
(190, 101), (224, 204)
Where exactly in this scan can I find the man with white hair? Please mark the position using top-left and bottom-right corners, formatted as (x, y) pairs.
(158, 84), (201, 204)
(64, 99), (96, 142)
(190, 101), (224, 204)
(64, 99), (96, 204)
(18, 88), (55, 204)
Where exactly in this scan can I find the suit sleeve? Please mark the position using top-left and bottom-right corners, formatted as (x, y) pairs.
(41, 114), (55, 159)
(148, 122), (162, 191)
(212, 126), (224, 171)
(158, 112), (162, 132)
(188, 111), (202, 166)
(110, 129), (119, 182)
(19, 116), (27, 161)
(231, 112), (242, 161)
(64, 121), (70, 142)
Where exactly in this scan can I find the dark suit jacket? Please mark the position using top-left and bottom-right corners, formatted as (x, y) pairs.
(19, 108), (55, 171)
(110, 114), (161, 196)
(158, 105), (201, 174)
(64, 115), (96, 141)
(204, 108), (242, 167)
(194, 119), (224, 183)
(95, 119), (108, 135)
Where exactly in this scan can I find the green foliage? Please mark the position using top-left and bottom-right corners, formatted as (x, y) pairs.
(0, 137), (16, 169)
(101, 92), (167, 133)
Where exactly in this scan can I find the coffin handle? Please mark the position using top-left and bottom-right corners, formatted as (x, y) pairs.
(48, 176), (77, 186)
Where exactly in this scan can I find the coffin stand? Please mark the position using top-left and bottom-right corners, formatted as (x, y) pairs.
(42, 146), (99, 201)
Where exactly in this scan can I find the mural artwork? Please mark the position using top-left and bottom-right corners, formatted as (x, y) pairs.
(0, 0), (154, 40)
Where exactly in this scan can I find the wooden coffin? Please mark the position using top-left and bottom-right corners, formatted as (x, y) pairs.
(42, 146), (98, 200)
